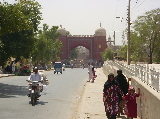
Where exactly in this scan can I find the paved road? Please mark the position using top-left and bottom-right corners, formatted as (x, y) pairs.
(0, 68), (88, 119)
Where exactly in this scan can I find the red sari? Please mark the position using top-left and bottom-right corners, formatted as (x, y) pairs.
(104, 85), (123, 116)
(124, 93), (139, 118)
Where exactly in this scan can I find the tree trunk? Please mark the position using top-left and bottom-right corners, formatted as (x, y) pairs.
(149, 50), (153, 64)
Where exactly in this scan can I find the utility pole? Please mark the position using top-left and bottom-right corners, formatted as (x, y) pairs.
(113, 31), (115, 47)
(127, 0), (131, 65)
(113, 31), (116, 60)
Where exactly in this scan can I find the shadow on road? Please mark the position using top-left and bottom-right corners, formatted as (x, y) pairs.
(37, 101), (48, 105)
(28, 101), (48, 106)
(0, 83), (28, 98)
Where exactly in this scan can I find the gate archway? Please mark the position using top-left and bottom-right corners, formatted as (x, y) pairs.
(57, 26), (107, 65)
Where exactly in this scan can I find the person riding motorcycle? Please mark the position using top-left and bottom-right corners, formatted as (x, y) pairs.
(27, 67), (42, 97)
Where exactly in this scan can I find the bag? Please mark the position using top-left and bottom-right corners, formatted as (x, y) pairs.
(43, 85), (47, 91)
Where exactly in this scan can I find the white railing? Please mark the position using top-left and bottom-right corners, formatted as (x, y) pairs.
(104, 60), (160, 92)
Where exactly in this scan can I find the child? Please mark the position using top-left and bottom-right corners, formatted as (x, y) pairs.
(123, 86), (140, 119)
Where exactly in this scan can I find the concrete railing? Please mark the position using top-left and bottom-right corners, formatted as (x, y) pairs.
(104, 60), (160, 92)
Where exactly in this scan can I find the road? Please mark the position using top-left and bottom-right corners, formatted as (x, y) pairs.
(0, 68), (88, 119)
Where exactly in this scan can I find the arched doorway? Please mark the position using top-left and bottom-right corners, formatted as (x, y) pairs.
(57, 25), (107, 66)
(70, 46), (90, 67)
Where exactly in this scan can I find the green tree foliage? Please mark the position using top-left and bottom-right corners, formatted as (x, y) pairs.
(116, 45), (127, 60)
(0, 0), (42, 66)
(101, 48), (113, 61)
(71, 48), (79, 60)
(132, 8), (160, 64)
(32, 24), (62, 65)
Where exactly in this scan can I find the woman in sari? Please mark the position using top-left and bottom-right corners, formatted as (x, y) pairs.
(103, 73), (124, 119)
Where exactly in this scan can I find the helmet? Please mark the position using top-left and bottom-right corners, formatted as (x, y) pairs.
(117, 69), (122, 74)
(33, 67), (38, 70)
(33, 67), (38, 72)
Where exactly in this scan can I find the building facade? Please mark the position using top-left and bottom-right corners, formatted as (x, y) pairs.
(57, 26), (107, 63)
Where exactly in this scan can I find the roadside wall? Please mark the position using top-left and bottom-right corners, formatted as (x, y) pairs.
(103, 63), (160, 119)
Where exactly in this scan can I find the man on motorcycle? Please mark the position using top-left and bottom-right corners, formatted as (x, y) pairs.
(27, 67), (42, 97)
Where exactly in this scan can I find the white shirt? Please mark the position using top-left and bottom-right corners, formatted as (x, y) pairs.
(28, 72), (42, 81)
(88, 65), (93, 73)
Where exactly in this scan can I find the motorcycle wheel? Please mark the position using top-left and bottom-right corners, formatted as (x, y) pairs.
(31, 93), (35, 106)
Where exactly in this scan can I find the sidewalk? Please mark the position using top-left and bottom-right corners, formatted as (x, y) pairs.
(0, 74), (15, 78)
(0, 70), (46, 78)
(76, 68), (140, 119)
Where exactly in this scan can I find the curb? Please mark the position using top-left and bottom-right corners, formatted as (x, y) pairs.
(0, 74), (15, 78)
(76, 68), (107, 119)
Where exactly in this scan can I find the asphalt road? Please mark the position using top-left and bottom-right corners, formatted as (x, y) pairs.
(0, 68), (88, 119)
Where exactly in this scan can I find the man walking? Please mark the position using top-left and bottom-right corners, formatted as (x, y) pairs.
(88, 63), (93, 82)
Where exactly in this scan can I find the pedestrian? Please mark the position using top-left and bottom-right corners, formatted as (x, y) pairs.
(115, 69), (129, 115)
(88, 63), (93, 82)
(91, 66), (96, 83)
(12, 61), (15, 74)
(123, 86), (140, 119)
(103, 73), (124, 119)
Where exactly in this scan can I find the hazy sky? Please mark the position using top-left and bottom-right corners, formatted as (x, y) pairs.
(1, 0), (160, 45)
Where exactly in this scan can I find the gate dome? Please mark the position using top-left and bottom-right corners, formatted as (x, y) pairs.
(57, 28), (67, 36)
(95, 27), (106, 36)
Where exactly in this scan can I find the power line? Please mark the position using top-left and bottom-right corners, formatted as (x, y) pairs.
(132, 0), (139, 9)
(111, 0), (120, 30)
(136, 0), (146, 9)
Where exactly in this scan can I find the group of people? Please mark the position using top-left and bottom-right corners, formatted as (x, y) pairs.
(103, 70), (140, 119)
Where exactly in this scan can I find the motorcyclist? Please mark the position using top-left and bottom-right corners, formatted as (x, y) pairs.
(62, 64), (65, 71)
(82, 63), (85, 69)
(27, 67), (42, 97)
(71, 64), (73, 69)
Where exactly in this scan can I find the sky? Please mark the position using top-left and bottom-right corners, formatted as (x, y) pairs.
(1, 0), (160, 45)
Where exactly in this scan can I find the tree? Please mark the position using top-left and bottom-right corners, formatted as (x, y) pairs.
(0, 0), (42, 66)
(116, 45), (127, 61)
(71, 48), (79, 60)
(132, 8), (160, 64)
(101, 48), (113, 61)
(130, 31), (145, 62)
(32, 24), (62, 65)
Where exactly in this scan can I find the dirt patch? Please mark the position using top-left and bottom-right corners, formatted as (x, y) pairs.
(70, 81), (88, 119)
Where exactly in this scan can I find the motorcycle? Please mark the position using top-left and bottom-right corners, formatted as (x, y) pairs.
(27, 80), (42, 106)
(62, 67), (65, 71)
(71, 64), (73, 69)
